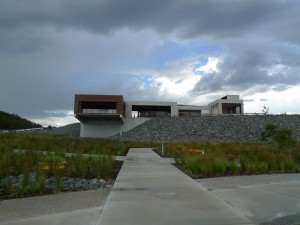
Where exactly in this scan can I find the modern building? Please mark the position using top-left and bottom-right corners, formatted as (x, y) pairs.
(74, 94), (243, 138)
(208, 95), (244, 115)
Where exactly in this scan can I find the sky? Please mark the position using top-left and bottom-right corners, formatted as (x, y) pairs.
(1, 0), (300, 127)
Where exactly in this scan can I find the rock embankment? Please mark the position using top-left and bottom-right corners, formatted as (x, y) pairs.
(33, 123), (80, 137)
(0, 173), (112, 195)
(117, 115), (300, 142)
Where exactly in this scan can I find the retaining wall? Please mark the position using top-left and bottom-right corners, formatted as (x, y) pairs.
(118, 115), (300, 142)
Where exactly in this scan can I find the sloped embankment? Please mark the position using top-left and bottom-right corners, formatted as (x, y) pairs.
(118, 115), (300, 142)
(33, 123), (80, 137)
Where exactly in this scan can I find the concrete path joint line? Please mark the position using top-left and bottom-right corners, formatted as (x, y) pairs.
(97, 148), (256, 225)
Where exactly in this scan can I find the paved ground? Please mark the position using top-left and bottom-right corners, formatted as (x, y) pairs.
(197, 174), (300, 224)
(0, 189), (110, 225)
(1, 148), (299, 225)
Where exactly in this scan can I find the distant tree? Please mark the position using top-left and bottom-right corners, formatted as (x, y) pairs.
(0, 111), (42, 129)
(261, 123), (278, 142)
(261, 123), (297, 160)
(274, 127), (296, 160)
(262, 106), (269, 115)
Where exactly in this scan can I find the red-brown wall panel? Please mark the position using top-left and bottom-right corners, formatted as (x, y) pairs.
(74, 94), (125, 115)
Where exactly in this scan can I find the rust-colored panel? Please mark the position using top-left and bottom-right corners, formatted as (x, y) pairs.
(222, 106), (228, 113)
(74, 94), (125, 115)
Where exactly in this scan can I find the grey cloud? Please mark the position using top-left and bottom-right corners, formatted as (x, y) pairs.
(0, 29), (48, 54)
(193, 38), (300, 96)
(175, 79), (184, 84)
(0, 0), (293, 39)
(260, 99), (268, 102)
(1, 0), (300, 123)
(244, 99), (254, 102)
(272, 85), (291, 92)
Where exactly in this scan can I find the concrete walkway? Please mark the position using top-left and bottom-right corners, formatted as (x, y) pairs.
(1, 148), (299, 225)
(97, 148), (255, 225)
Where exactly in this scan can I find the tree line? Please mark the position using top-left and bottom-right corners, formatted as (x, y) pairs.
(0, 111), (42, 130)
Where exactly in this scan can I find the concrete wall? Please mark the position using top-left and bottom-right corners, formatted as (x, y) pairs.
(80, 117), (151, 138)
(209, 103), (221, 114)
(223, 95), (239, 101)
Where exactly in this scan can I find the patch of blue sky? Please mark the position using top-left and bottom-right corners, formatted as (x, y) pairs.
(193, 56), (208, 76)
(146, 39), (222, 68)
(156, 82), (162, 88)
(138, 74), (153, 88)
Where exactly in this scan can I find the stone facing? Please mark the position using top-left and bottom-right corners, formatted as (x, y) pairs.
(117, 115), (300, 142)
(31, 115), (300, 142)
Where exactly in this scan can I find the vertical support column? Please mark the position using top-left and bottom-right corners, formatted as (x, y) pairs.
(218, 102), (222, 115)
(125, 103), (132, 118)
(171, 103), (178, 117)
(236, 106), (239, 114)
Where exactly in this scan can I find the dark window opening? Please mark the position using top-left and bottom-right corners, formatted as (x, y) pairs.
(179, 110), (201, 117)
(222, 103), (241, 114)
(80, 101), (118, 114)
(132, 105), (171, 117)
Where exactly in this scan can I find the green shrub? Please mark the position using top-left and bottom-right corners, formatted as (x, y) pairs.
(258, 162), (269, 173)
(55, 173), (63, 192)
(182, 156), (201, 174)
(284, 159), (296, 172)
(199, 158), (213, 177)
(230, 162), (240, 175)
(212, 156), (227, 176)
(38, 175), (46, 194)
(79, 157), (88, 178)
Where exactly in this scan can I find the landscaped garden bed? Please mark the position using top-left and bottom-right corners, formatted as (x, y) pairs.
(159, 141), (300, 179)
(0, 133), (125, 199)
(1, 123), (299, 199)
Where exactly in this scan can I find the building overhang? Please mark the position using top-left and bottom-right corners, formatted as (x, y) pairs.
(75, 113), (124, 123)
(222, 103), (242, 107)
(178, 105), (209, 111)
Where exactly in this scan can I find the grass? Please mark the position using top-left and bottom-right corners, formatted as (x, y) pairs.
(0, 133), (127, 155)
(0, 133), (123, 199)
(1, 133), (299, 198)
(165, 141), (300, 178)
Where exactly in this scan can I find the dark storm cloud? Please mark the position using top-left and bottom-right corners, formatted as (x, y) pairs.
(0, 0), (290, 38)
(193, 38), (300, 95)
(1, 0), (300, 122)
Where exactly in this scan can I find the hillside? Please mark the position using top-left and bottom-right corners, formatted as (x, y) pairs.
(116, 115), (300, 142)
(0, 111), (42, 130)
(33, 123), (80, 137)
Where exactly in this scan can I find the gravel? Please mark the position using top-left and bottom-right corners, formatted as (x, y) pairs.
(0, 173), (113, 197)
(260, 213), (300, 225)
(25, 115), (300, 142)
(116, 115), (300, 142)
(32, 123), (80, 137)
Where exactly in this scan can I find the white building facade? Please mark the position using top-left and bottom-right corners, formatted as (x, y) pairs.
(74, 94), (244, 138)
